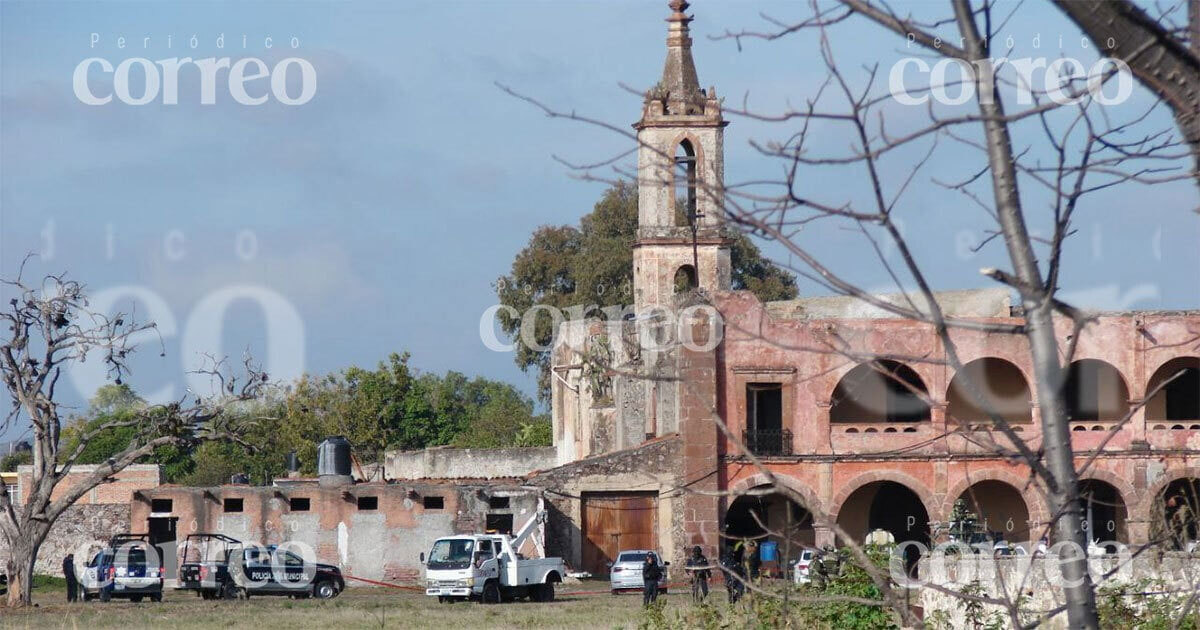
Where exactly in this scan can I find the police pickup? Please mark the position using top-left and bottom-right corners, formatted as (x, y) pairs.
(177, 533), (344, 600)
(422, 510), (565, 603)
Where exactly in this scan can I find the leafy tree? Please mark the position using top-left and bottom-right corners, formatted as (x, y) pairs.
(57, 388), (196, 482)
(514, 418), (552, 447)
(87, 383), (144, 415)
(497, 182), (798, 401)
(0, 450), (31, 472)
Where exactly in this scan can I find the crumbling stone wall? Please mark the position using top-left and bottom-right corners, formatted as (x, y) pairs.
(384, 446), (556, 480)
(918, 553), (1200, 630)
(0, 503), (129, 576)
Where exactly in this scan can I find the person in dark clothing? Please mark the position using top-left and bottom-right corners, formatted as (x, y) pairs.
(642, 553), (663, 606)
(63, 554), (77, 603)
(685, 545), (710, 602)
(722, 548), (744, 604)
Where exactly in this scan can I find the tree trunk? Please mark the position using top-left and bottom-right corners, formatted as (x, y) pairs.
(952, 0), (1101, 626)
(1052, 0), (1200, 182)
(4, 524), (48, 607)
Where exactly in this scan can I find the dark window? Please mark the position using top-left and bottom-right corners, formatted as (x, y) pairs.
(674, 139), (698, 227)
(151, 499), (173, 513)
(674, 265), (697, 293)
(747, 384), (783, 433)
(423, 496), (444, 510)
(357, 496), (378, 510)
(746, 383), (788, 455)
(223, 498), (243, 513)
(1166, 367), (1200, 420)
(289, 497), (310, 512)
(486, 513), (514, 535)
(488, 496), (510, 509)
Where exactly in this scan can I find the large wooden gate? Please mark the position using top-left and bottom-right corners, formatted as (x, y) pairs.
(581, 492), (658, 575)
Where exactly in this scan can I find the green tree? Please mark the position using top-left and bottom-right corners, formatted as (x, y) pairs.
(58, 387), (194, 481)
(0, 450), (31, 472)
(497, 182), (798, 401)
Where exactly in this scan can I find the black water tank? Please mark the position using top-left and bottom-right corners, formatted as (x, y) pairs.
(317, 436), (352, 477)
(230, 473), (250, 485)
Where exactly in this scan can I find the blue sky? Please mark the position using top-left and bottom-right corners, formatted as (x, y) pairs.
(2, 1), (1197, 435)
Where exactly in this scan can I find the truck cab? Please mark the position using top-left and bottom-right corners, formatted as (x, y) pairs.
(423, 511), (564, 603)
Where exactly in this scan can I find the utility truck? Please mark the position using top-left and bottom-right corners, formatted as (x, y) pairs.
(422, 510), (564, 603)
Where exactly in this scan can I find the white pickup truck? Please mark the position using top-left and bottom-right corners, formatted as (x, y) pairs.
(422, 510), (565, 603)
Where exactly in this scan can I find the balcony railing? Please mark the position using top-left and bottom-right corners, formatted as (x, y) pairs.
(743, 429), (793, 456)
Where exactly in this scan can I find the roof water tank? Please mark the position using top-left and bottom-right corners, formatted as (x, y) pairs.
(317, 436), (352, 478)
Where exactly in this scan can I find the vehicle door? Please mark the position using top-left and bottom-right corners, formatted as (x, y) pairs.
(277, 549), (312, 592)
(82, 551), (107, 593)
(473, 540), (500, 584)
(240, 547), (278, 593)
(113, 546), (150, 592)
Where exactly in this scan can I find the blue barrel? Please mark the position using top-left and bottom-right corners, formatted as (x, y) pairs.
(760, 541), (778, 562)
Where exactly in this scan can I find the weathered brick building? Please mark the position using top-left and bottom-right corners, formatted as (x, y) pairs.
(1, 464), (162, 576)
(548, 0), (1200, 575)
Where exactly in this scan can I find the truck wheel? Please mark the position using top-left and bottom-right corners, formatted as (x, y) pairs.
(221, 581), (238, 600)
(313, 579), (338, 600)
(479, 581), (500, 605)
(150, 593), (162, 603)
(538, 583), (555, 602)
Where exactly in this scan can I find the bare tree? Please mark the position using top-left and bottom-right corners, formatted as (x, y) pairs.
(508, 0), (1197, 627)
(1052, 0), (1200, 182)
(0, 262), (267, 606)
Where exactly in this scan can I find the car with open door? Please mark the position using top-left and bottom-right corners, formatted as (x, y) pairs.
(79, 534), (164, 602)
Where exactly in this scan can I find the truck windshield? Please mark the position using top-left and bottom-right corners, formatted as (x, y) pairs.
(428, 539), (474, 570)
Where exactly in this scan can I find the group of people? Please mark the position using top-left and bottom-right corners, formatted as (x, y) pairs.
(642, 543), (757, 607)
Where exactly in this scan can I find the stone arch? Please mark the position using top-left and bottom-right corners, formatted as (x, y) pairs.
(1146, 356), (1200, 423)
(1062, 359), (1130, 421)
(829, 360), (932, 424)
(728, 473), (825, 518)
(1077, 469), (1136, 517)
(724, 475), (822, 553)
(1077, 477), (1131, 545)
(829, 470), (939, 525)
(1143, 468), (1200, 549)
(942, 469), (1049, 529)
(1139, 466), (1200, 517)
(945, 357), (1033, 425)
(667, 131), (706, 226)
(673, 264), (697, 293)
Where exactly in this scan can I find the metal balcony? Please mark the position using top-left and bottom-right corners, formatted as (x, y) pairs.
(743, 429), (793, 456)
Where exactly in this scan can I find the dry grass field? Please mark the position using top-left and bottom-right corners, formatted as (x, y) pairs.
(0, 583), (669, 630)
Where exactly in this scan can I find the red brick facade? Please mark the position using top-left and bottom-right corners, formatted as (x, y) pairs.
(676, 291), (1200, 549)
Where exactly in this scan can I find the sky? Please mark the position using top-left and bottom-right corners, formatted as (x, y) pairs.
(1, 1), (1197, 438)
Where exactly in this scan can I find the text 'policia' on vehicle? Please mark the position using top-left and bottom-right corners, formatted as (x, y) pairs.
(177, 533), (344, 600)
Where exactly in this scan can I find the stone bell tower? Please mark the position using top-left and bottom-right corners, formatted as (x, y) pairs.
(632, 0), (731, 313)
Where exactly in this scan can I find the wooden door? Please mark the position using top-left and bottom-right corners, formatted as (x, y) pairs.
(581, 492), (657, 575)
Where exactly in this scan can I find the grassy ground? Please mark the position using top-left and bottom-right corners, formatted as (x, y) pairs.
(0, 582), (672, 630)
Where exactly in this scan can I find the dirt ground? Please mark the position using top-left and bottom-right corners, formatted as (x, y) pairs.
(0, 583), (679, 629)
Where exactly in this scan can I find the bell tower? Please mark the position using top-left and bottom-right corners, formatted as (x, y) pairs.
(633, 0), (731, 313)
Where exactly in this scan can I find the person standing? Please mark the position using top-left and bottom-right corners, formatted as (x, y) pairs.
(722, 547), (745, 603)
(685, 546), (709, 603)
(642, 553), (663, 606)
(62, 554), (77, 603)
